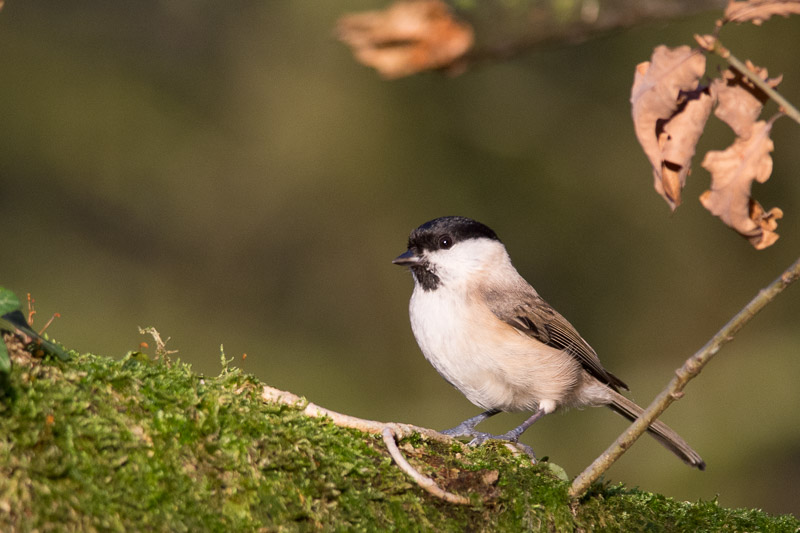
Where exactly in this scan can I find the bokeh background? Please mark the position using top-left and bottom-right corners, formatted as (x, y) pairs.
(3, 1), (799, 517)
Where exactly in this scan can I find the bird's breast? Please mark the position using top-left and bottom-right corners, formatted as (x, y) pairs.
(408, 285), (582, 412)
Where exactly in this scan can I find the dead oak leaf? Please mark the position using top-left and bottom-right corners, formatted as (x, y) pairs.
(712, 62), (782, 138)
(724, 0), (800, 25)
(658, 87), (714, 209)
(631, 46), (709, 209)
(700, 120), (781, 248)
(337, 0), (474, 79)
(748, 201), (783, 249)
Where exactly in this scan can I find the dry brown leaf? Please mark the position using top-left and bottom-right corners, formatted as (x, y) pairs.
(337, 0), (474, 79)
(724, 0), (800, 25)
(658, 87), (715, 208)
(694, 33), (717, 51)
(748, 201), (783, 248)
(712, 62), (782, 138)
(700, 120), (781, 248)
(631, 46), (709, 209)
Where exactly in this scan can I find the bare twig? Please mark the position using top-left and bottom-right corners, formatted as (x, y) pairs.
(569, 255), (800, 498)
(261, 385), (536, 455)
(262, 385), (477, 502)
(382, 427), (473, 505)
(262, 385), (531, 503)
(138, 326), (178, 365)
(696, 34), (800, 125)
(260, 385), (458, 444)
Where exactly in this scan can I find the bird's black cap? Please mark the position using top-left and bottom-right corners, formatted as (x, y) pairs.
(406, 216), (500, 253)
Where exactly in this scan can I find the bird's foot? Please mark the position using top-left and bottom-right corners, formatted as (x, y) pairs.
(441, 423), (482, 439)
(441, 409), (542, 461)
(466, 431), (511, 446)
(440, 409), (500, 438)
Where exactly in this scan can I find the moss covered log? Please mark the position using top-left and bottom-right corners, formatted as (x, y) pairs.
(0, 341), (797, 531)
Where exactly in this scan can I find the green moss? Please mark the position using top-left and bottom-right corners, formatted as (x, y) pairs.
(0, 348), (797, 531)
(575, 484), (800, 532)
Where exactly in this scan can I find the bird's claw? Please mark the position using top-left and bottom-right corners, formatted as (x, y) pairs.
(441, 426), (537, 461)
(441, 424), (480, 439)
(466, 432), (511, 446)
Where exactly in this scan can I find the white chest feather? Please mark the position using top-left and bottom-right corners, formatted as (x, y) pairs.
(408, 283), (582, 413)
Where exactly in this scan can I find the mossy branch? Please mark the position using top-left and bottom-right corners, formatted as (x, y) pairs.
(3, 334), (800, 528)
(261, 385), (454, 444)
(382, 427), (472, 504)
(261, 384), (534, 504)
(570, 254), (800, 498)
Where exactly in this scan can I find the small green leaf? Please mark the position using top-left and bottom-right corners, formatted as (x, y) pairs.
(0, 308), (10, 396)
(546, 461), (570, 482)
(0, 287), (22, 316)
(0, 340), (10, 374)
(1, 310), (30, 333)
(122, 351), (153, 369)
(0, 308), (71, 362)
(30, 334), (71, 362)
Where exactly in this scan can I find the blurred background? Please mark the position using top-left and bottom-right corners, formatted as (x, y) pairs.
(2, 0), (799, 517)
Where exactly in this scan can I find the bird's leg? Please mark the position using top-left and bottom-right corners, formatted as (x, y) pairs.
(440, 409), (500, 438)
(496, 408), (546, 442)
(468, 408), (547, 447)
(442, 408), (547, 460)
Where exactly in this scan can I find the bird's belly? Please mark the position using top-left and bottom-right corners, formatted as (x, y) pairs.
(408, 289), (581, 412)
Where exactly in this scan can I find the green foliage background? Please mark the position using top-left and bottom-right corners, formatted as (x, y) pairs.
(2, 1), (799, 517)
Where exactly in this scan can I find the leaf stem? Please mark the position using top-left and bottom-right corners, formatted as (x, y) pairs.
(569, 254), (800, 499)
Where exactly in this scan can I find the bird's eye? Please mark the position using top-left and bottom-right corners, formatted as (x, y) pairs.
(438, 235), (453, 249)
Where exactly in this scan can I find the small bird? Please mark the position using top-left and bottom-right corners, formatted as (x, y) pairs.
(393, 216), (704, 469)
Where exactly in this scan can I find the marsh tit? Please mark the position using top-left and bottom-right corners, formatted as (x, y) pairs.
(393, 216), (704, 469)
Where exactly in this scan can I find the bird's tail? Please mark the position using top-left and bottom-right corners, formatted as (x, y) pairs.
(606, 390), (705, 470)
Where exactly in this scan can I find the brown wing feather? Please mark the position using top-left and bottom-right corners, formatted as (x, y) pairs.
(484, 287), (628, 392)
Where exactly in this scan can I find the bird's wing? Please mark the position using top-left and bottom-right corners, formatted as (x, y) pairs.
(483, 287), (628, 391)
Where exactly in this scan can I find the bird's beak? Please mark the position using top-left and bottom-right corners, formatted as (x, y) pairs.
(392, 250), (419, 266)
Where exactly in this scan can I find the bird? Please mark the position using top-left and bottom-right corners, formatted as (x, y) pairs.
(393, 216), (705, 469)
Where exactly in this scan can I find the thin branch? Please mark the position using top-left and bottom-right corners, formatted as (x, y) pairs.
(261, 385), (536, 455)
(462, 0), (727, 64)
(696, 34), (800, 125)
(569, 254), (800, 499)
(261, 385), (534, 503)
(382, 427), (473, 505)
(262, 385), (479, 503)
(260, 385), (457, 444)
(337, 0), (727, 79)
(138, 326), (177, 365)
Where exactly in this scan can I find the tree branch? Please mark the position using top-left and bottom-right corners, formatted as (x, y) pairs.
(337, 0), (728, 78)
(462, 0), (727, 62)
(569, 254), (800, 499)
(382, 427), (473, 504)
(261, 385), (457, 443)
(696, 34), (800, 125)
